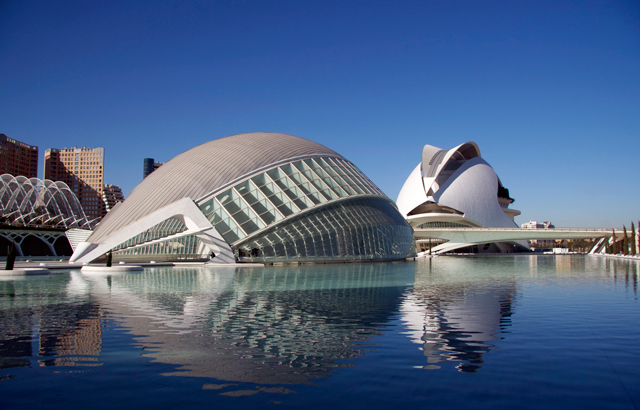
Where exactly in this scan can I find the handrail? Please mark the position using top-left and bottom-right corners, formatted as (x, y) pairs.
(414, 227), (614, 232)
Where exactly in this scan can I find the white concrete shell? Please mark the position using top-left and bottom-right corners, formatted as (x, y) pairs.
(397, 142), (525, 254)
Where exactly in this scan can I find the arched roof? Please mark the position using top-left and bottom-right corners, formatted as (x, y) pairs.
(89, 133), (342, 242)
(0, 174), (91, 229)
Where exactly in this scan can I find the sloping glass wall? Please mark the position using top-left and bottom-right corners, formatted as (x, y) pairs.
(198, 156), (386, 246)
(236, 197), (413, 262)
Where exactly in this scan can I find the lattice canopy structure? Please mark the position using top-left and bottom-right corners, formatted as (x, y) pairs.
(0, 174), (93, 229)
(70, 133), (414, 264)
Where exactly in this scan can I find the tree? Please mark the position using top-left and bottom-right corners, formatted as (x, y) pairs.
(623, 225), (629, 255)
(631, 222), (637, 256)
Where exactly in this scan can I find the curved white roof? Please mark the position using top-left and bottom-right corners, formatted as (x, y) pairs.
(396, 163), (426, 217)
(433, 157), (517, 228)
(396, 141), (518, 228)
(397, 141), (482, 218)
(89, 133), (341, 242)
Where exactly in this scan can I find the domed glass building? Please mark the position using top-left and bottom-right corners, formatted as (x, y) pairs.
(70, 133), (413, 264)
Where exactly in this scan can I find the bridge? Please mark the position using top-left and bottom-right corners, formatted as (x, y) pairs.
(413, 227), (618, 254)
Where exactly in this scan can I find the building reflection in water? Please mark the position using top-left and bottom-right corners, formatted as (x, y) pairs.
(77, 263), (414, 385)
(400, 255), (640, 373)
(3, 256), (633, 385)
(400, 257), (518, 373)
(0, 275), (103, 371)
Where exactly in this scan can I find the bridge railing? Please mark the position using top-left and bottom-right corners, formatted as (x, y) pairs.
(414, 227), (612, 232)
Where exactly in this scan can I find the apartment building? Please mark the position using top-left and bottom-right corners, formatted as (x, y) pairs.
(0, 134), (38, 178)
(44, 147), (105, 221)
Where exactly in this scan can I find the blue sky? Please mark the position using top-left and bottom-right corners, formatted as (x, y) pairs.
(1, 0), (639, 228)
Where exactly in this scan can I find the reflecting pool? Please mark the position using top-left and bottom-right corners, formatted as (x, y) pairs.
(1, 255), (639, 409)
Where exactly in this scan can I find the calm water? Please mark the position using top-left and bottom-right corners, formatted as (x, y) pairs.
(1, 255), (638, 410)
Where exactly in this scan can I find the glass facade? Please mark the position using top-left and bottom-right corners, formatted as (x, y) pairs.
(114, 218), (188, 250)
(114, 219), (205, 259)
(116, 234), (204, 259)
(198, 156), (386, 246)
(236, 197), (413, 263)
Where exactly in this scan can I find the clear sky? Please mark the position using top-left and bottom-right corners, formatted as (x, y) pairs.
(1, 0), (639, 228)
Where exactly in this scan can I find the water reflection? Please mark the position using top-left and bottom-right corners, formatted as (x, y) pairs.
(605, 257), (639, 297)
(0, 276), (103, 371)
(76, 263), (414, 384)
(398, 255), (640, 373)
(2, 255), (636, 389)
(401, 257), (517, 372)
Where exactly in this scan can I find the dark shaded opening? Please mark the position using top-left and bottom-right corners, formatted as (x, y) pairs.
(20, 235), (53, 256)
(0, 237), (16, 256)
(53, 236), (73, 256)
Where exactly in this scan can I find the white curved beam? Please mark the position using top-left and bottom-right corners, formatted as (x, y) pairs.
(70, 197), (235, 264)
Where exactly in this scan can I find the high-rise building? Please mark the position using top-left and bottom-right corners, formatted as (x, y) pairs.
(44, 146), (105, 221)
(0, 134), (38, 178)
(143, 158), (164, 179)
(102, 184), (125, 214)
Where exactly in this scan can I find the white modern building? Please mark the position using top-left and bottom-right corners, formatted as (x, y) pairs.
(521, 221), (554, 229)
(396, 142), (528, 254)
(70, 133), (414, 264)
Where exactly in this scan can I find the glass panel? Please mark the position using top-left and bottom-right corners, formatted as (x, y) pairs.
(327, 158), (365, 194)
(232, 209), (251, 225)
(267, 191), (285, 207)
(251, 173), (268, 188)
(241, 218), (262, 234)
(266, 167), (286, 182)
(276, 201), (296, 217)
(283, 163), (326, 205)
(311, 165), (347, 197)
(255, 177), (278, 197)
(204, 194), (246, 242)
(268, 167), (313, 209)
(259, 209), (277, 225)
(236, 180), (260, 205)
(295, 162), (337, 200)
(303, 158), (320, 169)
(231, 189), (265, 235)
(317, 158), (356, 195)
(339, 162), (371, 194)
(343, 160), (381, 194)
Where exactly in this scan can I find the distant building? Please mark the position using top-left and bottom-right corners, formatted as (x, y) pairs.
(521, 221), (555, 229)
(521, 221), (555, 246)
(0, 134), (38, 178)
(102, 184), (125, 213)
(143, 158), (164, 179)
(44, 146), (105, 222)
